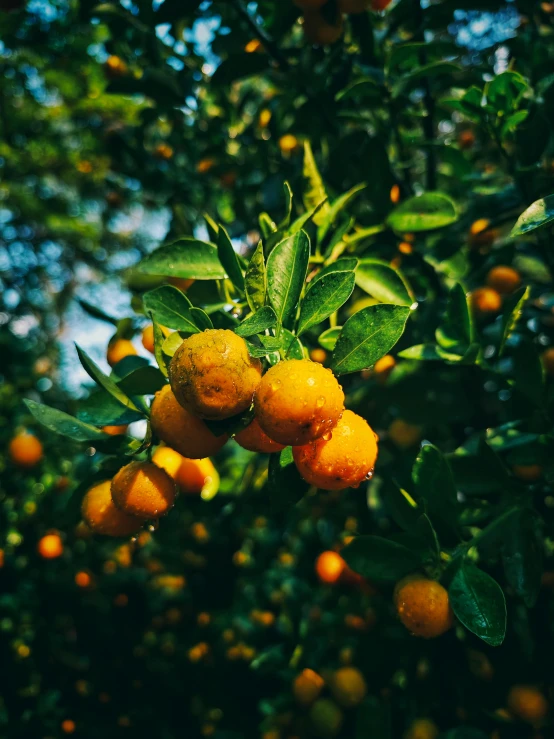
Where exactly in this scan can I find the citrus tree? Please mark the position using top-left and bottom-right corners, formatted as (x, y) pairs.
(4, 0), (554, 737)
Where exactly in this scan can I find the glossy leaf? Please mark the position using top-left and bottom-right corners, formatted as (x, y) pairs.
(245, 241), (266, 313)
(498, 286), (530, 355)
(77, 390), (144, 426)
(266, 230), (310, 328)
(297, 271), (355, 335)
(235, 306), (277, 337)
(511, 195), (554, 237)
(412, 443), (460, 544)
(331, 304), (410, 375)
(118, 366), (166, 396)
(355, 259), (413, 306)
(217, 226), (245, 292)
(302, 141), (330, 226)
(143, 285), (199, 332)
(318, 326), (342, 351)
(75, 345), (140, 412)
(341, 536), (422, 582)
(501, 508), (543, 607)
(449, 563), (506, 646)
(387, 192), (458, 232)
(436, 283), (472, 353)
(137, 238), (226, 279)
(24, 400), (110, 442)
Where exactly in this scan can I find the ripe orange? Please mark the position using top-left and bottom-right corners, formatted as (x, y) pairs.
(234, 418), (285, 454)
(507, 685), (548, 725)
(279, 134), (300, 154)
(303, 10), (343, 46)
(458, 129), (476, 149)
(293, 668), (325, 706)
(390, 184), (401, 204)
(141, 324), (170, 354)
(154, 143), (174, 160)
(168, 329), (262, 420)
(468, 219), (498, 249)
(403, 718), (439, 739)
(81, 480), (143, 536)
(254, 359), (344, 446)
(168, 277), (194, 292)
(394, 575), (454, 638)
(176, 457), (219, 497)
(373, 354), (396, 383)
(541, 347), (554, 377)
(196, 158), (216, 174)
(512, 464), (542, 482)
(38, 533), (64, 559)
(102, 425), (128, 436)
(104, 55), (128, 78)
(330, 667), (367, 707)
(152, 446), (184, 479)
(486, 265), (521, 295)
(111, 461), (176, 519)
(293, 410), (378, 490)
(151, 385), (228, 459)
(310, 348), (327, 364)
(258, 109), (272, 128)
(107, 338), (137, 367)
(388, 419), (422, 449)
(9, 432), (43, 468)
(470, 287), (502, 316)
(315, 551), (345, 584)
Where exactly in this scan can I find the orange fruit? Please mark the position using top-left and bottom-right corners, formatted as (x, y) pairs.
(38, 533), (64, 559)
(151, 385), (228, 459)
(279, 134), (300, 154)
(330, 667), (367, 708)
(102, 425), (128, 436)
(141, 324), (170, 354)
(390, 184), (401, 204)
(371, 0), (392, 8)
(512, 464), (542, 482)
(310, 348), (327, 364)
(258, 109), (272, 128)
(403, 718), (439, 739)
(315, 551), (345, 584)
(196, 158), (216, 174)
(176, 457), (219, 497)
(154, 143), (174, 160)
(507, 685), (548, 725)
(111, 461), (176, 519)
(388, 419), (422, 449)
(254, 359), (344, 446)
(303, 10), (343, 45)
(373, 354), (396, 383)
(81, 480), (143, 536)
(9, 432), (43, 468)
(468, 219), (498, 249)
(293, 669), (325, 706)
(168, 277), (194, 292)
(470, 287), (502, 316)
(458, 130), (476, 149)
(394, 575), (454, 638)
(541, 347), (554, 376)
(293, 410), (377, 490)
(152, 446), (184, 479)
(486, 266), (521, 295)
(107, 338), (137, 367)
(234, 418), (285, 454)
(168, 329), (262, 420)
(104, 55), (128, 78)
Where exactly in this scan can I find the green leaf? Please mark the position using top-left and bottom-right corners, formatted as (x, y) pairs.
(77, 298), (118, 325)
(245, 242), (266, 313)
(412, 443), (460, 545)
(392, 61), (460, 97)
(279, 181), (293, 230)
(436, 283), (472, 353)
(211, 52), (269, 86)
(161, 331), (182, 358)
(501, 109), (529, 139)
(501, 508), (543, 608)
(355, 259), (413, 306)
(190, 307), (213, 331)
(317, 183), (366, 242)
(297, 271), (355, 336)
(287, 198), (329, 237)
(512, 343), (544, 406)
(267, 447), (308, 511)
(217, 226), (245, 292)
(75, 345), (140, 412)
(137, 238), (226, 279)
(449, 563), (506, 646)
(282, 329), (305, 360)
(498, 286), (530, 355)
(486, 71), (528, 115)
(387, 192), (458, 232)
(77, 390), (143, 426)
(341, 536), (422, 582)
(318, 326), (342, 351)
(330, 304), (410, 375)
(143, 285), (200, 333)
(266, 231), (310, 329)
(235, 306), (277, 337)
(24, 400), (110, 442)
(118, 366), (166, 396)
(398, 344), (463, 361)
(152, 316), (169, 377)
(310, 258), (358, 288)
(302, 141), (331, 227)
(510, 195), (554, 237)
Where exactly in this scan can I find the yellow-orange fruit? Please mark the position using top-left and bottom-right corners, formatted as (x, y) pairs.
(258, 108), (272, 128)
(154, 143), (174, 160)
(279, 134), (300, 154)
(141, 324), (170, 354)
(303, 10), (343, 45)
(176, 457), (219, 496)
(390, 184), (401, 204)
(388, 419), (422, 449)
(403, 718), (439, 739)
(470, 287), (502, 315)
(196, 158), (216, 173)
(541, 347), (554, 376)
(105, 55), (128, 78)
(310, 348), (327, 364)
(309, 699), (343, 738)
(330, 667), (367, 708)
(468, 219), (498, 249)
(512, 464), (542, 482)
(293, 669), (325, 706)
(168, 277), (194, 292)
(315, 551), (346, 584)
(486, 266), (521, 295)
(293, 410), (377, 490)
(102, 425), (128, 436)
(234, 418), (285, 454)
(458, 129), (476, 149)
(111, 461), (176, 519)
(374, 354), (396, 383)
(81, 480), (143, 537)
(255, 359), (344, 446)
(371, 0), (392, 8)
(294, 0), (326, 7)
(168, 329), (262, 420)
(151, 385), (228, 459)
(394, 575), (454, 638)
(9, 432), (43, 468)
(107, 338), (137, 367)
(152, 446), (184, 479)
(507, 685), (548, 725)
(340, 0), (371, 12)
(38, 533), (63, 559)
(244, 38), (263, 53)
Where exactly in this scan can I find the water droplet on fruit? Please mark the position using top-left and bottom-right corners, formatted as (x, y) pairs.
(364, 469), (374, 481)
(322, 432), (333, 441)
(317, 396), (325, 408)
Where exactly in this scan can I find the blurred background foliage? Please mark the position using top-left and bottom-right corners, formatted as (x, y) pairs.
(2, 0), (554, 737)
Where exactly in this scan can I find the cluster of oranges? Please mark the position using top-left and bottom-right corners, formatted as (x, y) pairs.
(294, 0), (391, 47)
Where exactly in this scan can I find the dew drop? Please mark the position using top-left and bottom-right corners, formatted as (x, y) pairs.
(364, 469), (374, 481)
(322, 431), (333, 441)
(316, 396), (326, 408)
